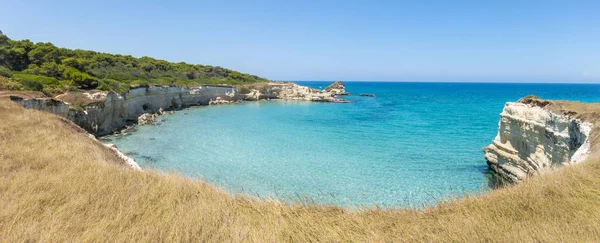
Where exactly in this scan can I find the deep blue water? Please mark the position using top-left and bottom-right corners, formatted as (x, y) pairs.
(106, 82), (600, 207)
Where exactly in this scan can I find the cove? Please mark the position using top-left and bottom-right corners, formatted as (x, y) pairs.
(105, 82), (600, 207)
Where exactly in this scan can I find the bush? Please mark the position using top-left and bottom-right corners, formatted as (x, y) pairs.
(19, 78), (44, 91)
(239, 87), (251, 94)
(0, 76), (23, 90)
(130, 79), (150, 86)
(0, 66), (13, 77)
(106, 79), (129, 94)
(96, 80), (110, 91)
(22, 64), (42, 75)
(67, 85), (78, 92)
(63, 67), (98, 89)
(13, 73), (60, 86)
(42, 86), (68, 96)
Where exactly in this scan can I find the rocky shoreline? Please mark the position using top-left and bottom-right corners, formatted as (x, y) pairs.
(5, 81), (349, 170)
(8, 81), (348, 136)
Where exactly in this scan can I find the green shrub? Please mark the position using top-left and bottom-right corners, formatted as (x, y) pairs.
(13, 73), (60, 86)
(63, 67), (97, 89)
(130, 79), (150, 86)
(67, 85), (78, 92)
(0, 66), (13, 77)
(22, 64), (42, 75)
(42, 86), (68, 96)
(96, 80), (110, 91)
(19, 78), (44, 91)
(105, 79), (129, 94)
(0, 76), (23, 90)
(239, 87), (251, 94)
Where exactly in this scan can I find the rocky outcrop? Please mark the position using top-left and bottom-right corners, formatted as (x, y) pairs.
(10, 85), (243, 136)
(61, 85), (245, 136)
(209, 97), (241, 105)
(11, 82), (347, 136)
(483, 98), (593, 182)
(9, 96), (70, 118)
(138, 113), (159, 125)
(241, 82), (346, 102)
(324, 81), (346, 94)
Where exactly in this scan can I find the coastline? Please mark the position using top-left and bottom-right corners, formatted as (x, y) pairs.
(3, 95), (600, 241)
(5, 81), (349, 137)
(5, 81), (350, 173)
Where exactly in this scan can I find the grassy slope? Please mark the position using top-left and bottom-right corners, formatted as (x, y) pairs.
(1, 99), (600, 242)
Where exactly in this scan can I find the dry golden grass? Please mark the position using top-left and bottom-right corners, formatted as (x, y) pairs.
(0, 90), (46, 99)
(2, 99), (600, 242)
(54, 91), (105, 109)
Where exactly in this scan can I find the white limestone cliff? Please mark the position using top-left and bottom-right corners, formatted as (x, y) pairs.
(62, 85), (244, 135)
(9, 96), (70, 118)
(11, 82), (347, 136)
(483, 101), (592, 182)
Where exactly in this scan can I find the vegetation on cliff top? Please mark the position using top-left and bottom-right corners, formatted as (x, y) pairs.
(2, 98), (600, 241)
(0, 30), (268, 96)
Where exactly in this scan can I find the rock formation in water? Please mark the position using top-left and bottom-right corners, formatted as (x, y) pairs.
(138, 113), (159, 125)
(324, 81), (347, 95)
(240, 82), (344, 102)
(9, 81), (346, 136)
(483, 96), (593, 182)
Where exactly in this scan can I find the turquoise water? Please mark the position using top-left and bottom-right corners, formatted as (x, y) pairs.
(107, 82), (600, 207)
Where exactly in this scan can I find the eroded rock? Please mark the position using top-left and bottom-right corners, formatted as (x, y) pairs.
(138, 113), (158, 125)
(324, 81), (346, 94)
(483, 101), (592, 182)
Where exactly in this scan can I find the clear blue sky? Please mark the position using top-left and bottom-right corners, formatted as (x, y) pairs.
(2, 0), (599, 82)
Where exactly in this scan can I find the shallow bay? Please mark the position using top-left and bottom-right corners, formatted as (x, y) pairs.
(108, 82), (600, 207)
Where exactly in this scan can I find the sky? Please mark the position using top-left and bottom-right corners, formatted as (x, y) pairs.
(1, 0), (599, 82)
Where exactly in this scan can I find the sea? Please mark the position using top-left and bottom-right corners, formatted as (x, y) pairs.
(104, 82), (600, 208)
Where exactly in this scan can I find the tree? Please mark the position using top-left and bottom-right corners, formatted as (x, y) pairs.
(8, 47), (28, 70)
(28, 42), (59, 65)
(63, 67), (97, 89)
(61, 57), (82, 70)
(0, 29), (268, 93)
(0, 30), (9, 47)
(40, 61), (60, 77)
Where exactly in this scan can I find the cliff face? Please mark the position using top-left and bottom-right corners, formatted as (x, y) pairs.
(11, 85), (242, 136)
(9, 96), (70, 118)
(483, 100), (593, 182)
(10, 82), (345, 136)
